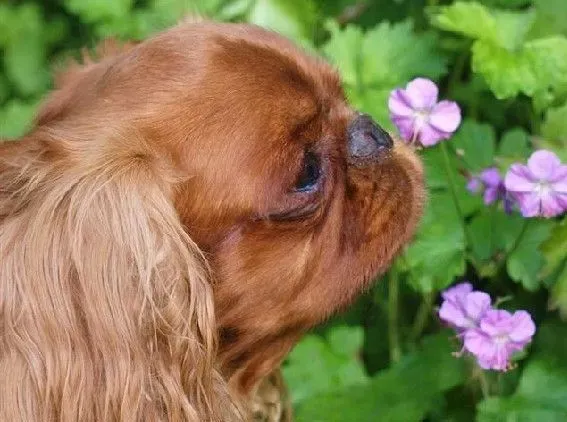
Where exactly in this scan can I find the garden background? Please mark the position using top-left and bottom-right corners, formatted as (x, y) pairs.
(1, 0), (566, 420)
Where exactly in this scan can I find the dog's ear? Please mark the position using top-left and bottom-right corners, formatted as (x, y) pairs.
(0, 138), (239, 421)
(35, 39), (138, 126)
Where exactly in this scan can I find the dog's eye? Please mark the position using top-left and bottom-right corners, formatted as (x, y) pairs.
(295, 150), (320, 191)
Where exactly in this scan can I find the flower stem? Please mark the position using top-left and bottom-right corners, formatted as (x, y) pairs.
(440, 141), (473, 249)
(478, 370), (491, 398)
(388, 266), (402, 364)
(410, 290), (435, 343)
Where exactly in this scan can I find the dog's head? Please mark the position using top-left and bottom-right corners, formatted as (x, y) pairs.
(2, 21), (423, 420)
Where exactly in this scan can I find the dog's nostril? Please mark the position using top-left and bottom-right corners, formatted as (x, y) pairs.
(347, 114), (393, 162)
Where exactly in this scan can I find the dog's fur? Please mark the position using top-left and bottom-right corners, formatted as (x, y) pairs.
(0, 21), (424, 421)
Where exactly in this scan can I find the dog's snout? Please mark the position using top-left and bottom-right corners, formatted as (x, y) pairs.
(347, 114), (393, 163)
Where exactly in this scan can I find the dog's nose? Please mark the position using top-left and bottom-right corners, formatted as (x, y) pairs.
(347, 114), (393, 162)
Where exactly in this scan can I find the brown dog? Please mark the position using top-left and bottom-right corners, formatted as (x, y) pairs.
(0, 21), (424, 421)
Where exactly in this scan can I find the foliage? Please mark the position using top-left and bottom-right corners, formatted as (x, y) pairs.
(1, 0), (566, 420)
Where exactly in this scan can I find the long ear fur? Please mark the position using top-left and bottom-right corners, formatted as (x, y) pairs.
(0, 136), (240, 421)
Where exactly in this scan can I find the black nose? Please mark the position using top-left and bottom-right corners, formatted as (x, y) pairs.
(347, 114), (393, 163)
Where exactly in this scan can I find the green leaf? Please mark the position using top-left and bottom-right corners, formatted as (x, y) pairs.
(323, 19), (446, 125)
(0, 99), (41, 139)
(247, 0), (318, 46)
(323, 22), (363, 87)
(283, 327), (368, 405)
(451, 120), (496, 172)
(529, 0), (567, 39)
(507, 220), (554, 291)
(360, 20), (447, 88)
(431, 2), (535, 51)
(498, 128), (531, 165)
(541, 102), (567, 162)
(543, 218), (567, 318)
(295, 332), (466, 422)
(404, 191), (466, 291)
(431, 1), (498, 43)
(63, 0), (133, 22)
(327, 325), (364, 358)
(471, 40), (536, 99)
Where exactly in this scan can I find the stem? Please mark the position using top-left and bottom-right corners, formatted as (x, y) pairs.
(388, 267), (402, 364)
(478, 370), (490, 398)
(410, 291), (435, 342)
(440, 141), (473, 249)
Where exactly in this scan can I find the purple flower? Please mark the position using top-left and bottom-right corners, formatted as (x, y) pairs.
(467, 167), (505, 205)
(464, 310), (536, 371)
(467, 167), (513, 212)
(388, 78), (461, 147)
(505, 150), (567, 218)
(438, 282), (491, 330)
(438, 283), (536, 372)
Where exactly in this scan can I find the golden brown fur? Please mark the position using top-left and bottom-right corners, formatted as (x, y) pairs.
(1, 21), (424, 421)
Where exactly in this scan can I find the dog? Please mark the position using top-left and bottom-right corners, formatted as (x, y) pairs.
(0, 21), (424, 421)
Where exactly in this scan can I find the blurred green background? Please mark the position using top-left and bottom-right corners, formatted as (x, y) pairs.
(1, 1), (567, 421)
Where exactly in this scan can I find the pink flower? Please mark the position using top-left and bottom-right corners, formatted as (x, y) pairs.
(505, 150), (567, 218)
(438, 282), (491, 331)
(467, 167), (513, 212)
(438, 283), (536, 372)
(388, 78), (461, 147)
(464, 310), (536, 371)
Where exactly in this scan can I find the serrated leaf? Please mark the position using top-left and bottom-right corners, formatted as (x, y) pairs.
(322, 22), (363, 87)
(295, 332), (466, 422)
(431, 2), (535, 51)
(323, 19), (446, 107)
(471, 40), (536, 99)
(360, 20), (447, 87)
(431, 1), (498, 42)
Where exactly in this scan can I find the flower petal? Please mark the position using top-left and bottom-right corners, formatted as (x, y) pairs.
(418, 123), (448, 147)
(467, 177), (482, 193)
(464, 292), (492, 323)
(480, 168), (502, 188)
(505, 164), (536, 193)
(483, 186), (500, 205)
(516, 192), (543, 217)
(508, 311), (536, 343)
(539, 190), (566, 218)
(390, 115), (415, 142)
(429, 100), (462, 134)
(404, 78), (439, 109)
(550, 165), (567, 192)
(388, 89), (415, 118)
(464, 329), (491, 356)
(438, 300), (469, 328)
(527, 150), (562, 181)
(442, 282), (474, 301)
(479, 309), (512, 336)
